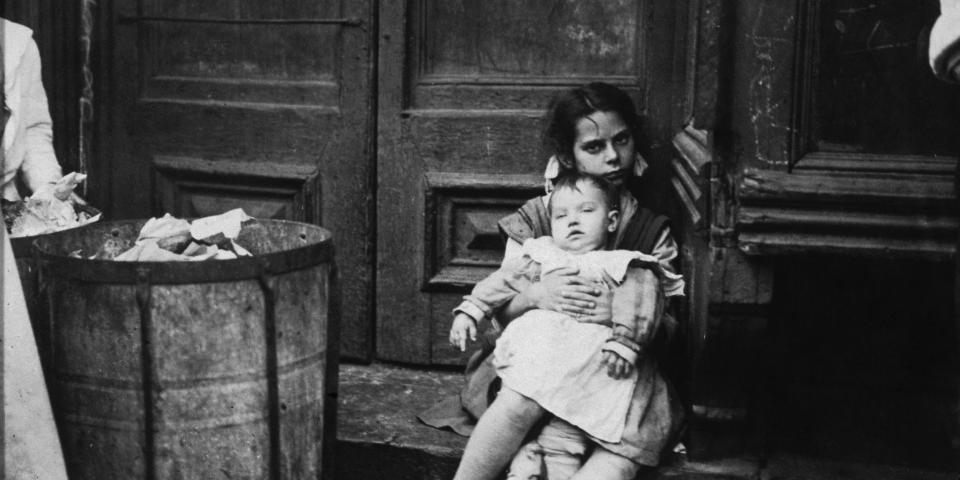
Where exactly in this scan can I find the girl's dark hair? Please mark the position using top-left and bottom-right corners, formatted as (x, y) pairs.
(542, 82), (640, 169)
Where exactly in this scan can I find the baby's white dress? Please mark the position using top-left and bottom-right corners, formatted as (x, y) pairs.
(492, 237), (661, 443)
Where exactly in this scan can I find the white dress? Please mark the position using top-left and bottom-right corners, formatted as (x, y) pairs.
(492, 237), (661, 443)
(2, 19), (62, 201)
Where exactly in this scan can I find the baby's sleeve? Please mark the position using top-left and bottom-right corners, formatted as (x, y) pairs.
(601, 265), (662, 364)
(453, 254), (537, 323)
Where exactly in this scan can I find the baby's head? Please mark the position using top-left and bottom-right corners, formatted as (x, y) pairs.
(548, 172), (620, 254)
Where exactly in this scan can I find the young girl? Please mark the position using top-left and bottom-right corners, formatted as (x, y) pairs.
(419, 82), (684, 480)
(450, 172), (680, 480)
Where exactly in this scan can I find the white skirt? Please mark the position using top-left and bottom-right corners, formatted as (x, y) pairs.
(492, 310), (637, 443)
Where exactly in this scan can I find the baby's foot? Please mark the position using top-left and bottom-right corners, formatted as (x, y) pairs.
(506, 442), (545, 480)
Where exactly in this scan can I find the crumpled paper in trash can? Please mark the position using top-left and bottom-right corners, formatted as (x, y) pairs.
(9, 172), (100, 237)
(112, 208), (254, 261)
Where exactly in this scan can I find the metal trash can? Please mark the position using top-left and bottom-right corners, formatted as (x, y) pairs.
(34, 218), (339, 480)
(10, 203), (103, 375)
(11, 234), (46, 360)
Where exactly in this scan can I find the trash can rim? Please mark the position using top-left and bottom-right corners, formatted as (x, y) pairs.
(33, 218), (335, 285)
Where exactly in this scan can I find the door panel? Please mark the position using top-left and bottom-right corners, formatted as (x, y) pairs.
(99, 0), (374, 360)
(377, 0), (649, 365)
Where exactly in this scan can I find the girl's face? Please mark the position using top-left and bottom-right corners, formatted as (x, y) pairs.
(572, 111), (635, 187)
(550, 181), (619, 254)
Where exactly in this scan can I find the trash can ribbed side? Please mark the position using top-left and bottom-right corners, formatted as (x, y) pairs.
(11, 235), (52, 374)
(36, 219), (337, 480)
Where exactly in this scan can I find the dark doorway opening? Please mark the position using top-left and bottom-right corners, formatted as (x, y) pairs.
(770, 256), (957, 472)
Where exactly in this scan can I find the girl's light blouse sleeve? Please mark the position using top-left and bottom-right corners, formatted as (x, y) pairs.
(650, 226), (685, 297)
(453, 248), (537, 323)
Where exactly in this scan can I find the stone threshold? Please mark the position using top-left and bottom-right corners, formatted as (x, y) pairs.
(334, 363), (958, 480)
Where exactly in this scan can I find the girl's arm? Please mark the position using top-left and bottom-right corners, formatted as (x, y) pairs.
(599, 226), (683, 376)
(650, 227), (685, 298)
(603, 266), (662, 366)
(501, 224), (683, 326)
(456, 253), (538, 324)
(498, 238), (607, 324)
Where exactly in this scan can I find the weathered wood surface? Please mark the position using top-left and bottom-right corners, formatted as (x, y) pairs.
(671, 126), (713, 230)
(714, 0), (960, 258)
(94, 0), (376, 361)
(738, 166), (956, 258)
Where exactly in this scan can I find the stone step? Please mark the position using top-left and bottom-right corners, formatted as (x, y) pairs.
(335, 363), (465, 480)
(332, 362), (754, 480)
(332, 363), (957, 480)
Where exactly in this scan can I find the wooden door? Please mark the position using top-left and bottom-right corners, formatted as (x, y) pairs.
(664, 0), (960, 460)
(377, 0), (653, 366)
(92, 0), (375, 360)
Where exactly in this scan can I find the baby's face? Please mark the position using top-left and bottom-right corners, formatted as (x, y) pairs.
(550, 181), (618, 254)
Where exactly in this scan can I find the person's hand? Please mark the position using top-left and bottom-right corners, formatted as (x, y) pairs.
(601, 350), (634, 379)
(528, 267), (602, 316)
(574, 282), (612, 324)
(449, 313), (478, 352)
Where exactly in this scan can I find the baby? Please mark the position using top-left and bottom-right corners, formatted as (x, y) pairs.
(450, 171), (678, 480)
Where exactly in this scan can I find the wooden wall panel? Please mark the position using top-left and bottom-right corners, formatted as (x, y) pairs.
(409, 0), (645, 111)
(98, 0), (376, 361)
(137, 6), (339, 107)
(724, 0), (958, 258)
(153, 155), (320, 222)
(729, 0), (799, 172)
(423, 173), (542, 289)
(421, 0), (639, 78)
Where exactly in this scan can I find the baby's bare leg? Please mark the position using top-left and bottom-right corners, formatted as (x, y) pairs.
(453, 386), (546, 480)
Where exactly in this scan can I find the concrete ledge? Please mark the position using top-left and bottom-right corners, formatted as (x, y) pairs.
(336, 363), (466, 480)
(333, 363), (956, 480)
(332, 362), (753, 480)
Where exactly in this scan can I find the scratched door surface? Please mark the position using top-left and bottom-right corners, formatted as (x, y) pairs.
(95, 0), (376, 360)
(376, 0), (651, 365)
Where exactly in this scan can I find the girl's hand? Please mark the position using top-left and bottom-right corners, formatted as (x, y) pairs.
(573, 283), (612, 324)
(449, 313), (478, 352)
(530, 267), (602, 316)
(601, 351), (634, 379)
